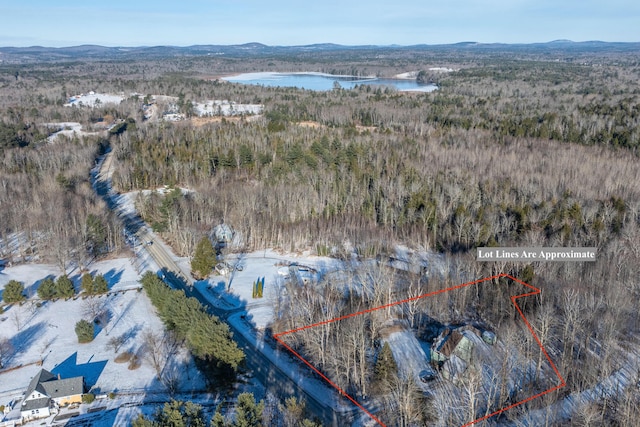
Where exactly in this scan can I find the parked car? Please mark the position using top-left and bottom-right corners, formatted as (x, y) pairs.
(419, 368), (437, 382)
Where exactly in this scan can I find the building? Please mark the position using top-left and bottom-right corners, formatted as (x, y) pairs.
(20, 369), (85, 422)
(431, 325), (492, 382)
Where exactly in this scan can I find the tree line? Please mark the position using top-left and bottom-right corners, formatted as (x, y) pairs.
(140, 272), (244, 373)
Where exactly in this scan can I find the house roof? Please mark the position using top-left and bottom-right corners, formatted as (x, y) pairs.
(438, 330), (464, 357)
(25, 369), (56, 398)
(41, 376), (84, 398)
(21, 397), (50, 412)
(24, 369), (84, 401)
(433, 325), (483, 358)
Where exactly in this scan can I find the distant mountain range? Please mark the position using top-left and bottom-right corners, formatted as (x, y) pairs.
(1, 41), (638, 63)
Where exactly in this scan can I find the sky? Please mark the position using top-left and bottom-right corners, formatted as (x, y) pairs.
(0, 0), (638, 47)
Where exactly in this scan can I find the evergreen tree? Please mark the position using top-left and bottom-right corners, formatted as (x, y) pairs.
(81, 273), (94, 294)
(374, 341), (398, 384)
(75, 319), (94, 343)
(37, 277), (57, 300)
(131, 414), (154, 427)
(233, 393), (263, 427)
(3, 280), (25, 303)
(140, 272), (244, 369)
(186, 315), (244, 369)
(93, 274), (109, 294)
(191, 236), (216, 280)
(86, 213), (107, 256)
(281, 396), (304, 427)
(55, 275), (75, 299)
(211, 411), (227, 427)
(150, 400), (206, 427)
(182, 401), (206, 427)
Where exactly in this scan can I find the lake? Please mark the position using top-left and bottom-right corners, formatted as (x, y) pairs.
(222, 72), (438, 92)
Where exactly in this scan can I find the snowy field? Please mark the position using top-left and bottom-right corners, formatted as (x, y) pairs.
(394, 68), (455, 79)
(195, 250), (342, 330)
(42, 122), (107, 143)
(0, 258), (205, 425)
(65, 93), (125, 108)
(193, 100), (263, 117)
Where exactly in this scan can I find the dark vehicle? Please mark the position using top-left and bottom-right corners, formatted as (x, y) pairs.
(419, 368), (437, 382)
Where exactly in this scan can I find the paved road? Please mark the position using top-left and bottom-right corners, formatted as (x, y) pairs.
(93, 150), (355, 426)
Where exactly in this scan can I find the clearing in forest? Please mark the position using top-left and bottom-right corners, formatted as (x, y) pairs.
(274, 273), (566, 427)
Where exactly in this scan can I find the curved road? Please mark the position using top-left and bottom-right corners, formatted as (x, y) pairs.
(94, 150), (356, 426)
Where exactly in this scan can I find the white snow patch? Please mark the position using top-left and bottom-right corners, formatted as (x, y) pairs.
(401, 86), (439, 93)
(42, 122), (105, 142)
(394, 71), (419, 79)
(65, 93), (125, 108)
(429, 67), (455, 73)
(193, 100), (263, 117)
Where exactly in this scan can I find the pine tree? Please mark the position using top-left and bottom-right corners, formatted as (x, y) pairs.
(211, 411), (226, 427)
(37, 277), (57, 300)
(154, 400), (206, 427)
(374, 341), (398, 384)
(131, 414), (154, 427)
(233, 393), (263, 427)
(281, 396), (305, 427)
(93, 274), (109, 294)
(2, 280), (25, 303)
(140, 272), (244, 370)
(56, 275), (75, 299)
(81, 273), (94, 294)
(191, 236), (216, 280)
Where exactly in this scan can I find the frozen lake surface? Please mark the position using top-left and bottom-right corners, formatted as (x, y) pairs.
(223, 72), (438, 92)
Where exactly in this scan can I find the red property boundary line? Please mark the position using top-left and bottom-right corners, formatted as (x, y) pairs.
(273, 273), (566, 427)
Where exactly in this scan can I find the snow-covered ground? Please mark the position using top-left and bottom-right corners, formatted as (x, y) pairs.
(0, 258), (205, 424)
(65, 93), (125, 108)
(394, 71), (419, 79)
(383, 327), (432, 383)
(0, 233), (46, 265)
(42, 122), (107, 143)
(194, 250), (341, 330)
(395, 68), (455, 79)
(193, 100), (263, 117)
(113, 186), (193, 219)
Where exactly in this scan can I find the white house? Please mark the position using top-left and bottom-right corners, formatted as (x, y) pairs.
(20, 369), (84, 422)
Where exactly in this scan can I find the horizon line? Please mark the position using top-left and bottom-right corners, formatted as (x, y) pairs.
(2, 39), (640, 50)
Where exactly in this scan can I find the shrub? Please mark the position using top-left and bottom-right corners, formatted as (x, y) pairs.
(75, 319), (94, 343)
(128, 354), (141, 370)
(82, 393), (95, 404)
(115, 352), (133, 363)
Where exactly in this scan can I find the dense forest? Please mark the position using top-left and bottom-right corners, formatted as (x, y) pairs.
(1, 48), (639, 425)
